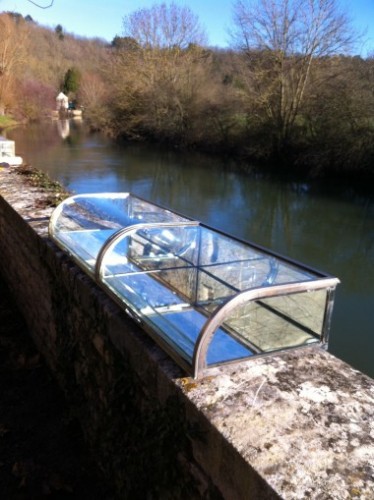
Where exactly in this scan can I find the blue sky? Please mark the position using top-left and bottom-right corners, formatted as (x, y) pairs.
(0, 0), (373, 55)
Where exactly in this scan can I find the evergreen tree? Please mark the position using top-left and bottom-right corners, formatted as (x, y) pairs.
(62, 67), (81, 95)
(55, 24), (64, 40)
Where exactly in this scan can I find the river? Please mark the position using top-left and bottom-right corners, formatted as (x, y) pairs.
(8, 120), (374, 378)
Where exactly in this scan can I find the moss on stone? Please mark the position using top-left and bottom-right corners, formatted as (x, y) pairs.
(16, 165), (70, 207)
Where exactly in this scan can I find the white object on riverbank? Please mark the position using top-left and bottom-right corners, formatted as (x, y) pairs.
(0, 136), (23, 166)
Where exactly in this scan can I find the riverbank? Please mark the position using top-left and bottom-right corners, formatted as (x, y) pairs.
(110, 128), (374, 186)
(0, 116), (18, 132)
(4, 112), (374, 186)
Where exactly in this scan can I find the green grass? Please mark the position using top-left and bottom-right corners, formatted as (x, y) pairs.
(0, 115), (17, 131)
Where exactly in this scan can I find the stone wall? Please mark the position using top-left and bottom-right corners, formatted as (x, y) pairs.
(0, 166), (373, 499)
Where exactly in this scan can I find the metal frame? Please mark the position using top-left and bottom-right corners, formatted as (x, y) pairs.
(49, 192), (340, 379)
(95, 220), (200, 282)
(192, 278), (339, 378)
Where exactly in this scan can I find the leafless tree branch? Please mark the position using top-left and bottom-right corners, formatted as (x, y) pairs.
(231, 0), (360, 146)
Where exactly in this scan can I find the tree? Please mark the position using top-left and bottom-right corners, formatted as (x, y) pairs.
(62, 67), (81, 95)
(55, 23), (64, 40)
(108, 3), (209, 141)
(111, 36), (139, 51)
(0, 14), (29, 115)
(231, 0), (359, 150)
(17, 78), (56, 121)
(301, 56), (374, 173)
(77, 72), (110, 127)
(122, 2), (207, 49)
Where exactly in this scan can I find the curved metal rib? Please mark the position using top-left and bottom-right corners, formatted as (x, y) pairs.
(95, 220), (200, 282)
(48, 193), (78, 237)
(192, 277), (340, 379)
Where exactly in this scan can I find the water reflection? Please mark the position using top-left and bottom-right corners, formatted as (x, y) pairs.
(9, 121), (374, 377)
(56, 119), (70, 139)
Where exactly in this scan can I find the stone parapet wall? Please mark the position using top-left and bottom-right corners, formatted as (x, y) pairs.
(0, 166), (373, 499)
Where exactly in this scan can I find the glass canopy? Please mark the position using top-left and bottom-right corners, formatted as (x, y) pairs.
(49, 193), (340, 378)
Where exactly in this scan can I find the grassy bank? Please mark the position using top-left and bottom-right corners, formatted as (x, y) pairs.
(0, 116), (17, 133)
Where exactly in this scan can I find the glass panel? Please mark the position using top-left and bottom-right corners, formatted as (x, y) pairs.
(54, 194), (132, 233)
(198, 227), (261, 266)
(57, 228), (117, 273)
(99, 225), (200, 277)
(51, 193), (193, 275)
(221, 289), (327, 353)
(129, 196), (190, 224)
(51, 193), (192, 235)
(104, 271), (254, 364)
(98, 223), (334, 368)
(49, 193), (339, 377)
(200, 258), (317, 291)
(198, 227), (317, 288)
(126, 226), (200, 269)
(99, 225), (257, 364)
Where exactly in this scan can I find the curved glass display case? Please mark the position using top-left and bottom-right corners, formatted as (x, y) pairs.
(49, 193), (340, 378)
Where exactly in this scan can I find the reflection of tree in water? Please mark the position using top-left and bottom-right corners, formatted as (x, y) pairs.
(229, 174), (374, 293)
(354, 197), (374, 256)
(149, 149), (240, 220)
(63, 119), (85, 147)
(9, 122), (60, 155)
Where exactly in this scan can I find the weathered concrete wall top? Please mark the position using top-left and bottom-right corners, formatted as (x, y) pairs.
(0, 165), (373, 499)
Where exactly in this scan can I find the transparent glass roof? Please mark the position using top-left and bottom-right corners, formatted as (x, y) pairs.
(49, 193), (340, 378)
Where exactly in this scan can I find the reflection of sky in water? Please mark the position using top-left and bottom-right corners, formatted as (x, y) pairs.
(8, 122), (374, 378)
(69, 173), (130, 194)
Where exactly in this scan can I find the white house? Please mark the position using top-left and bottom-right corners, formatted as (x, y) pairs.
(56, 92), (69, 111)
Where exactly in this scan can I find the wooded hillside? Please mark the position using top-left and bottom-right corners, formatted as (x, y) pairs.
(1, 3), (373, 179)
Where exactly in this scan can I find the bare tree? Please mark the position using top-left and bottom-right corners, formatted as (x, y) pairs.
(231, 0), (359, 148)
(0, 14), (29, 115)
(78, 72), (110, 126)
(109, 40), (211, 140)
(108, 3), (210, 141)
(123, 2), (207, 49)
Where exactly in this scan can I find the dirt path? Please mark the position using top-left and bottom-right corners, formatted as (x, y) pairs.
(0, 279), (113, 499)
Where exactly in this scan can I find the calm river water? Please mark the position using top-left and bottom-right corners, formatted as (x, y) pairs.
(8, 120), (374, 378)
